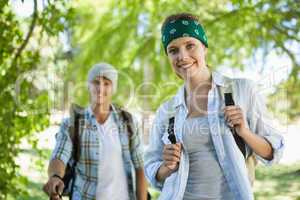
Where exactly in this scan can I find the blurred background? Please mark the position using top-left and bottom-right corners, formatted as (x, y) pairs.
(0, 0), (299, 199)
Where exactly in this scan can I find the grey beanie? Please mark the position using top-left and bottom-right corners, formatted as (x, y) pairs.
(87, 62), (118, 93)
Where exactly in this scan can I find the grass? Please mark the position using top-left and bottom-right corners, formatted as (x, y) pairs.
(254, 162), (300, 200)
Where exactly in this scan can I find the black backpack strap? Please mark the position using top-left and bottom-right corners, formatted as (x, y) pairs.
(233, 132), (246, 158)
(224, 92), (246, 159)
(69, 103), (85, 162)
(167, 117), (176, 144)
(67, 104), (85, 198)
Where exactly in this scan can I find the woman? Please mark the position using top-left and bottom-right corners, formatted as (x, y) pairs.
(144, 13), (284, 200)
(44, 63), (148, 200)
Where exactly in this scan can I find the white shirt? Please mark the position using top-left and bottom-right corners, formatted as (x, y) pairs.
(96, 113), (129, 200)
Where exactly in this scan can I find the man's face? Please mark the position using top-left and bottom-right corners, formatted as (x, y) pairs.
(89, 76), (113, 106)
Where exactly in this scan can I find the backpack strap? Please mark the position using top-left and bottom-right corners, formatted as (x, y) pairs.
(167, 117), (176, 144)
(224, 92), (246, 158)
(68, 103), (85, 162)
(113, 104), (134, 148)
(218, 79), (247, 159)
(221, 79), (257, 185)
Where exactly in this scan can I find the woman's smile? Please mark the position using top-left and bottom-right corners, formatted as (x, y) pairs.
(178, 62), (195, 69)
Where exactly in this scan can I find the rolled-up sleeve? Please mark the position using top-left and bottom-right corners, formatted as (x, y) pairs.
(129, 116), (144, 169)
(247, 82), (285, 165)
(144, 107), (166, 190)
(50, 118), (73, 165)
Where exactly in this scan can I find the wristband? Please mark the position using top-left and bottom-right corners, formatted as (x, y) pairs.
(51, 174), (63, 181)
(50, 174), (63, 198)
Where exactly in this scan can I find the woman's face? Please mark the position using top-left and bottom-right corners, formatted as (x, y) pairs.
(166, 37), (207, 80)
(89, 76), (113, 106)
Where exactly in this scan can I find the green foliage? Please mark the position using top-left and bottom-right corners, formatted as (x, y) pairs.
(0, 0), (74, 198)
(68, 0), (299, 119)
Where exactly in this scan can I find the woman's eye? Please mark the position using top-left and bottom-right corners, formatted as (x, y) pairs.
(186, 43), (195, 49)
(168, 48), (178, 55)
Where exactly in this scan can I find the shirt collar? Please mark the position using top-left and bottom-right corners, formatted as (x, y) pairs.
(87, 104), (116, 119)
(173, 72), (228, 108)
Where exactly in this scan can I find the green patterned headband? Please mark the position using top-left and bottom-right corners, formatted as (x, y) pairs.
(161, 19), (208, 52)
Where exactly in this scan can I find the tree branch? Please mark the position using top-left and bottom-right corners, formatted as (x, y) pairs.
(11, 0), (38, 115)
(276, 41), (299, 78)
(11, 0), (38, 69)
(205, 1), (264, 26)
(273, 25), (300, 43)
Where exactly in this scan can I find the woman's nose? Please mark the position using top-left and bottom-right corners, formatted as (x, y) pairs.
(177, 49), (189, 61)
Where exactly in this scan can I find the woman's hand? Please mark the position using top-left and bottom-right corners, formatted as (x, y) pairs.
(224, 105), (274, 160)
(162, 143), (182, 172)
(156, 143), (182, 182)
(223, 105), (248, 136)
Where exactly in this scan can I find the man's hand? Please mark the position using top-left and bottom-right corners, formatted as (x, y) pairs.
(43, 176), (64, 200)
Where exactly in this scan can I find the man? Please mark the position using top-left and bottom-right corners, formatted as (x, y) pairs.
(43, 63), (148, 200)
